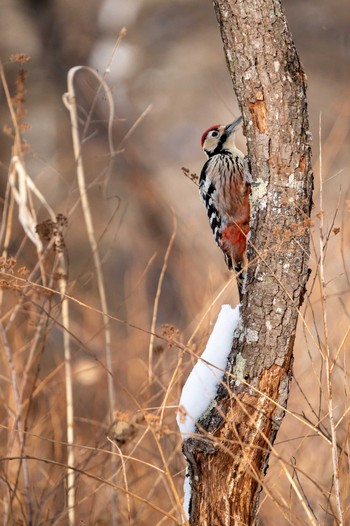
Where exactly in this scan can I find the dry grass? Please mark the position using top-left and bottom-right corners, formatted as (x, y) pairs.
(0, 53), (349, 526)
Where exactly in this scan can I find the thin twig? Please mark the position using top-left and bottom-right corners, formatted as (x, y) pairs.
(318, 114), (344, 525)
(148, 213), (177, 383)
(1, 455), (181, 524)
(107, 438), (132, 526)
(0, 321), (33, 524)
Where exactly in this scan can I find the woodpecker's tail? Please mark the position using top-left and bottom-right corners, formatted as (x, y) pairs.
(234, 262), (246, 303)
(224, 252), (233, 271)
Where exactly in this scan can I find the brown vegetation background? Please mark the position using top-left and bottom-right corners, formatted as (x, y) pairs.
(1, 0), (350, 524)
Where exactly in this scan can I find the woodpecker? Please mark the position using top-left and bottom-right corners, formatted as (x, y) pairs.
(199, 116), (250, 299)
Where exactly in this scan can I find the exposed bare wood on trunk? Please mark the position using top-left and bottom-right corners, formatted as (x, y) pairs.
(183, 0), (313, 524)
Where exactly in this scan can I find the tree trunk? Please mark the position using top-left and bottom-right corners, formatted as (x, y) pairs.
(183, 1), (313, 524)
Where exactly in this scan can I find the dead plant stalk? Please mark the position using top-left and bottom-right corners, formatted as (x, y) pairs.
(148, 214), (177, 383)
(65, 65), (117, 525)
(318, 115), (344, 525)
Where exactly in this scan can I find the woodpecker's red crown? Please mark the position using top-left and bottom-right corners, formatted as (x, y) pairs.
(200, 125), (221, 147)
(201, 116), (243, 158)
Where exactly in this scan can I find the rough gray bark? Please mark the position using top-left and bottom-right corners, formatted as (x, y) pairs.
(183, 1), (313, 524)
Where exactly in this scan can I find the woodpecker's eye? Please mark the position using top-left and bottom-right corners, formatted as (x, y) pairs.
(210, 130), (219, 137)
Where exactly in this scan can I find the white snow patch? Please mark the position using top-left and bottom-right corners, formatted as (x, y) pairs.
(183, 467), (191, 520)
(177, 304), (240, 438)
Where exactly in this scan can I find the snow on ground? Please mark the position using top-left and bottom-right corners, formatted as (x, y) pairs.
(177, 304), (240, 438)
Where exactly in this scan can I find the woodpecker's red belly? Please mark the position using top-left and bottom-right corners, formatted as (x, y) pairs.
(222, 222), (249, 261)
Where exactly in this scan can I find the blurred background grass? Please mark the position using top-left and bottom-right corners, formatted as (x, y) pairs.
(0, 0), (349, 524)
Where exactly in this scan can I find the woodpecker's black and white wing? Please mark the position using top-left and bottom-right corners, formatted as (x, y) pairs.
(199, 158), (233, 270)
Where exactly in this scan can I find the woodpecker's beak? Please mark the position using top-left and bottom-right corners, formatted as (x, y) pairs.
(224, 116), (243, 136)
